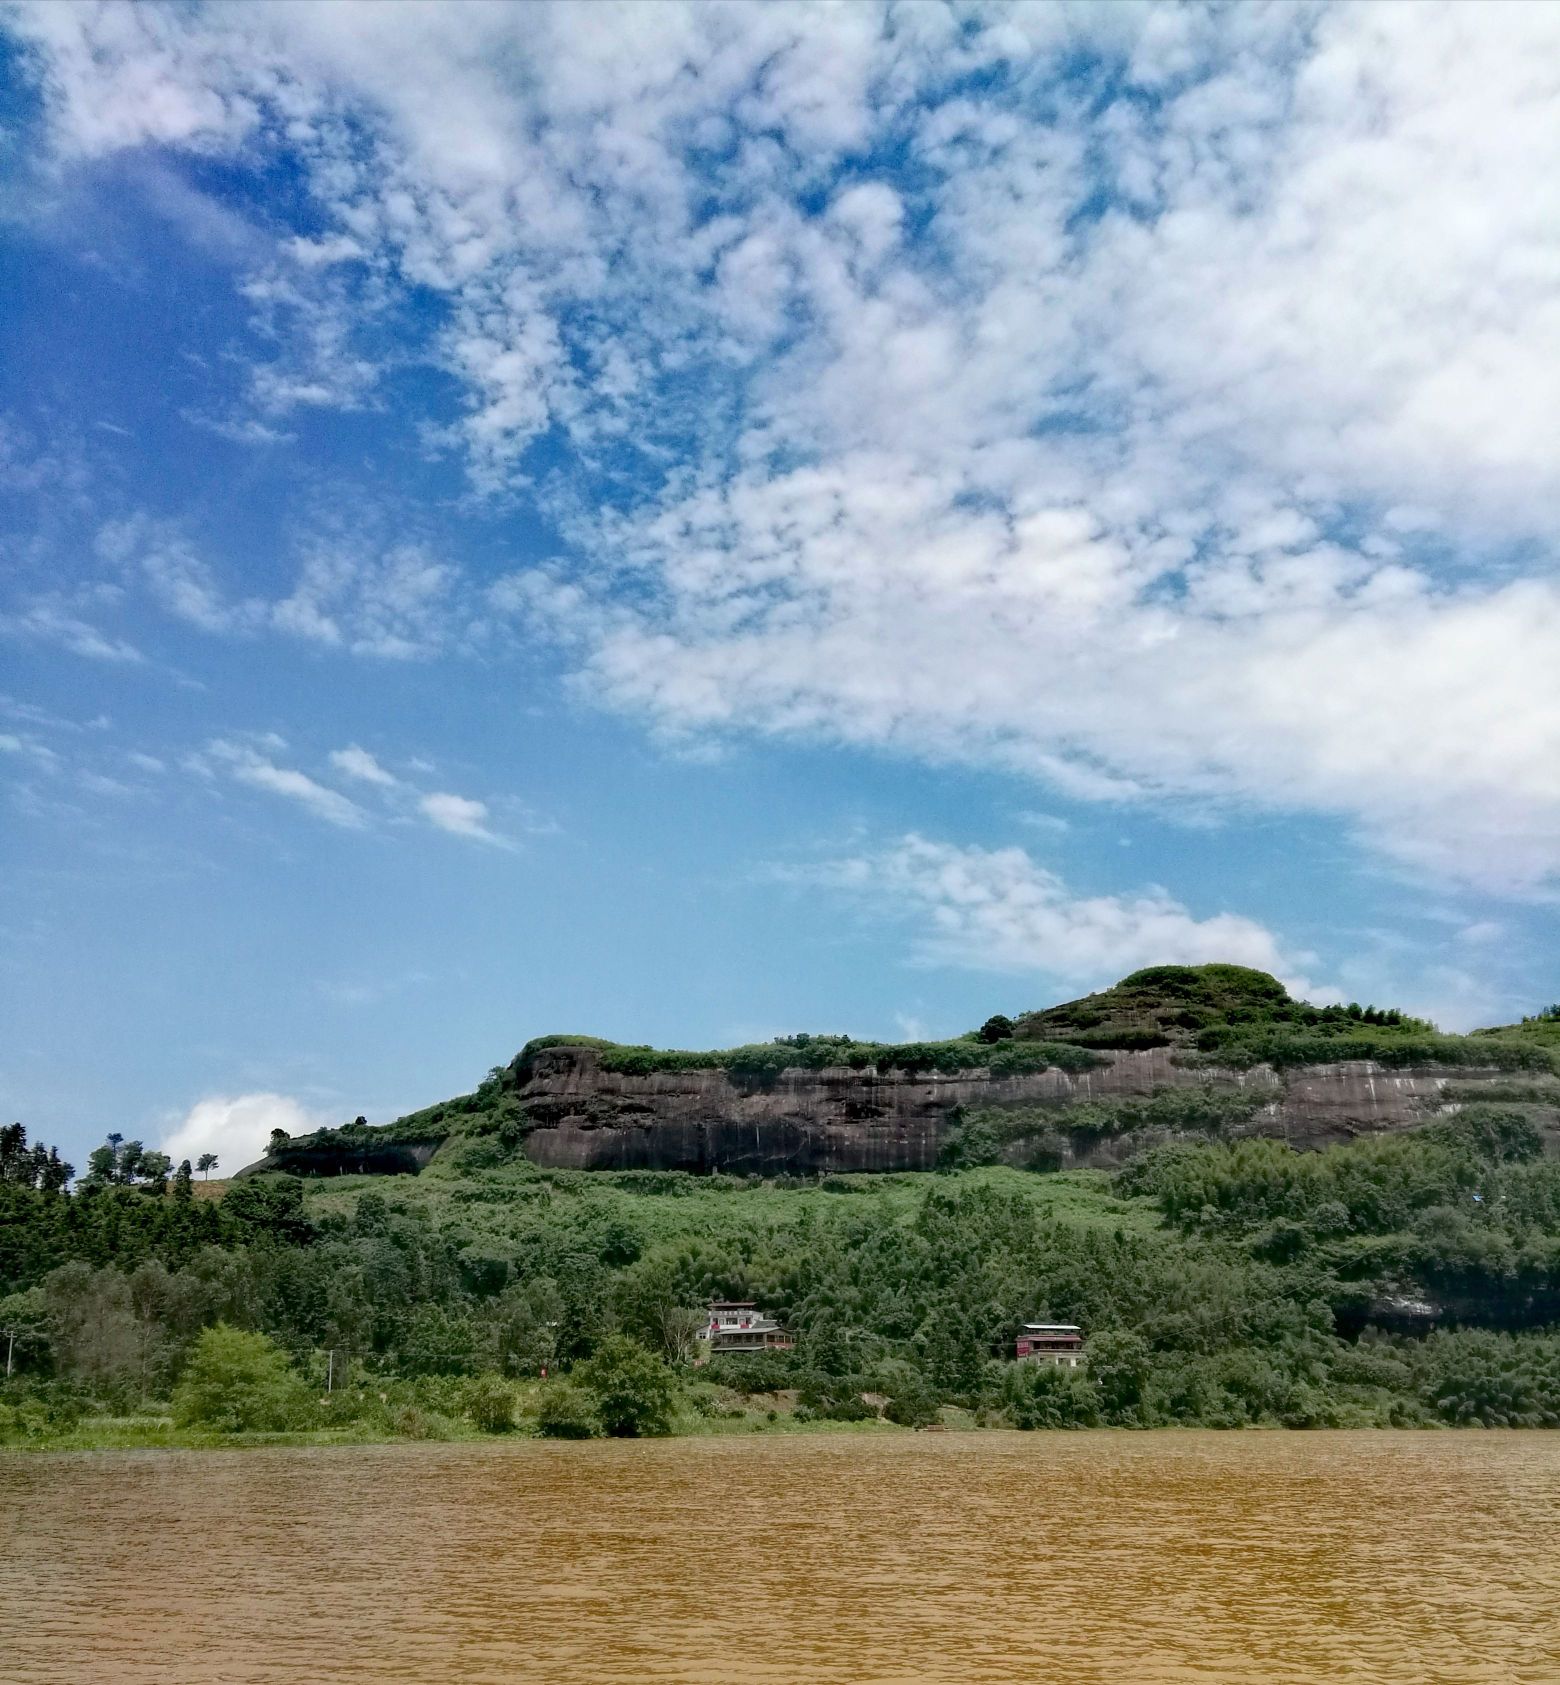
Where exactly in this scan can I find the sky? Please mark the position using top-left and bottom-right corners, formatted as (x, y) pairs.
(2, 1), (1558, 1175)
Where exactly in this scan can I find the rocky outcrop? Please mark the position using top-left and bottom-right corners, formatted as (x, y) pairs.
(510, 1045), (1550, 1176)
(262, 1136), (445, 1178)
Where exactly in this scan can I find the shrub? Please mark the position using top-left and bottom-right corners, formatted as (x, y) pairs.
(172, 1324), (309, 1433)
(535, 1379), (597, 1439)
(1004, 1362), (1099, 1429)
(464, 1372), (516, 1433)
(392, 1405), (457, 1441)
(1410, 1329), (1560, 1427)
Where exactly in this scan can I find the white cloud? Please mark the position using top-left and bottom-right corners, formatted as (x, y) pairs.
(271, 542), (458, 659)
(0, 731), (56, 768)
(194, 734), (519, 846)
(161, 1092), (329, 1175)
(97, 515), (258, 634)
(0, 598), (144, 663)
(329, 745), (399, 787)
(96, 515), (464, 660)
(328, 745), (515, 844)
(815, 834), (1326, 1000)
(205, 738), (367, 829)
(419, 790), (503, 845)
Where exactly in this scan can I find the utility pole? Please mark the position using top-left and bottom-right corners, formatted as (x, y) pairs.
(3, 1327), (16, 1378)
(327, 1347), (336, 1392)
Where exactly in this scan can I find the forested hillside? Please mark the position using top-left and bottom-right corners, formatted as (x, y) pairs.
(4, 1090), (1560, 1443)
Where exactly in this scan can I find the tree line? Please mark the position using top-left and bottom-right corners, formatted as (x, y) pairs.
(3, 1108), (1560, 1442)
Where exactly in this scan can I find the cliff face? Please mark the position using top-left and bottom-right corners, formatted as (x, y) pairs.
(261, 1138), (444, 1178)
(511, 1045), (1542, 1176)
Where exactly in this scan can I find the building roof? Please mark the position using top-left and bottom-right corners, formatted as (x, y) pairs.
(1020, 1323), (1082, 1334)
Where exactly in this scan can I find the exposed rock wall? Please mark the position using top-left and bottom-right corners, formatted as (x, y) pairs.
(265, 1138), (444, 1178)
(511, 1046), (1540, 1176)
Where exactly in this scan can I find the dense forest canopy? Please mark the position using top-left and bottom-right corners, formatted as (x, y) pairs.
(3, 1108), (1560, 1441)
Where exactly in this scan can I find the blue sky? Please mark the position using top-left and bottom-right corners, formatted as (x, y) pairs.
(2, 2), (1558, 1173)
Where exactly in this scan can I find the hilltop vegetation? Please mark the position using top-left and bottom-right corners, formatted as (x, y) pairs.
(1015, 965), (1553, 1070)
(518, 965), (1556, 1076)
(517, 1031), (1103, 1081)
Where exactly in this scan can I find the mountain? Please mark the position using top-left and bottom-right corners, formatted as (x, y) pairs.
(254, 967), (1560, 1180)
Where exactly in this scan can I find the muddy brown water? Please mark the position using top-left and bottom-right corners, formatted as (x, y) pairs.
(3, 1431), (1558, 1683)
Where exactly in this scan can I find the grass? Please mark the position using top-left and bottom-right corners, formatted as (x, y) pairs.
(2, 1378), (925, 1452)
(0, 1417), (486, 1453)
(299, 1162), (1163, 1251)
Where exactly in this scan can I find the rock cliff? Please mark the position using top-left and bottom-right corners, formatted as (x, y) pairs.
(509, 1044), (1548, 1176)
(252, 966), (1560, 1180)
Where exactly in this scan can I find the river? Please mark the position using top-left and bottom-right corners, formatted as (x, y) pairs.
(3, 1431), (1558, 1683)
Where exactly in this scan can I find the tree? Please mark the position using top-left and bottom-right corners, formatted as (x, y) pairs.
(83, 1133), (141, 1186)
(489, 1278), (562, 1375)
(172, 1324), (308, 1433)
(197, 1154), (219, 1181)
(223, 1175), (312, 1244)
(85, 1143), (119, 1186)
(573, 1335), (680, 1437)
(399, 1303), (478, 1375)
(40, 1262), (154, 1393)
(657, 1305), (705, 1366)
(38, 1147), (72, 1193)
(173, 1160), (194, 1203)
(138, 1151), (172, 1193)
(267, 1129), (291, 1157)
(0, 1123), (28, 1183)
(0, 1125), (72, 1191)
(1085, 1330), (1152, 1424)
(976, 1015), (1015, 1044)
(0, 1287), (51, 1376)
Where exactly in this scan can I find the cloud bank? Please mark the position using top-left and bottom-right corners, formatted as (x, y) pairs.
(8, 1), (1560, 892)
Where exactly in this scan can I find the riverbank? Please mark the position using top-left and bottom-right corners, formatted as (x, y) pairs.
(0, 1412), (918, 1453)
(0, 1379), (940, 1452)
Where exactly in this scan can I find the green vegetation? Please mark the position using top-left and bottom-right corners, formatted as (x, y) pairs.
(573, 1334), (680, 1436)
(1013, 964), (1557, 1072)
(5, 1089), (1560, 1443)
(1476, 1004), (1560, 1053)
(173, 1324), (310, 1432)
(6, 967), (1559, 1446)
(519, 1033), (1103, 1082)
(939, 1085), (1270, 1170)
